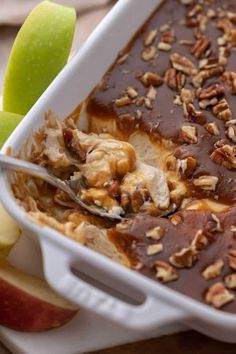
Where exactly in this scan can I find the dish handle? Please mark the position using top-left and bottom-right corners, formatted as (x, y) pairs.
(40, 235), (186, 331)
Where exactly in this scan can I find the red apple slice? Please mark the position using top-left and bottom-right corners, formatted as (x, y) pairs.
(0, 260), (78, 332)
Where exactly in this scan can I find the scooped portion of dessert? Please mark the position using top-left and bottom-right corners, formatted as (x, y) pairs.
(28, 115), (170, 218)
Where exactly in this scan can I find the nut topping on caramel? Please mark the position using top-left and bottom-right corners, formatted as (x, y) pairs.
(202, 259), (224, 280)
(228, 250), (236, 270)
(205, 283), (234, 308)
(193, 175), (219, 191)
(222, 71), (236, 94)
(212, 98), (232, 121)
(224, 273), (236, 289)
(169, 246), (198, 268)
(204, 122), (220, 136)
(155, 261), (179, 283)
(143, 29), (158, 46)
(146, 243), (163, 256)
(210, 144), (236, 170)
(115, 96), (132, 107)
(145, 226), (164, 240)
(192, 67), (224, 88)
(191, 38), (211, 59)
(179, 125), (198, 144)
(141, 46), (157, 61)
(165, 69), (186, 91)
(170, 53), (197, 76)
(191, 230), (209, 251)
(141, 72), (163, 87)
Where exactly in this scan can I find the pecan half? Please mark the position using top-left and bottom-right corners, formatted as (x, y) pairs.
(179, 125), (198, 144)
(227, 125), (236, 143)
(141, 72), (163, 87)
(218, 46), (229, 66)
(155, 261), (179, 283)
(228, 250), (236, 270)
(225, 273), (236, 289)
(197, 84), (224, 100)
(192, 66), (224, 88)
(191, 38), (211, 59)
(222, 71), (236, 94)
(202, 260), (224, 280)
(126, 86), (138, 99)
(145, 226), (164, 240)
(212, 98), (232, 121)
(160, 30), (175, 44)
(193, 175), (219, 191)
(169, 246), (198, 268)
(170, 53), (197, 76)
(165, 69), (186, 91)
(210, 144), (236, 170)
(205, 282), (234, 308)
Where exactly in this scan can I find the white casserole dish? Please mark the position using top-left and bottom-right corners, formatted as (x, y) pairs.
(1, 0), (236, 342)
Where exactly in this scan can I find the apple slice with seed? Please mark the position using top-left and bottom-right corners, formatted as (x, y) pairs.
(3, 1), (76, 115)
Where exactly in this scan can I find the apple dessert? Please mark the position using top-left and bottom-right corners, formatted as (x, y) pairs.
(12, 0), (236, 313)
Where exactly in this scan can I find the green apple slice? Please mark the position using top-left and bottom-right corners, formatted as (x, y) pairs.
(0, 111), (23, 148)
(3, 1), (76, 115)
(0, 204), (21, 259)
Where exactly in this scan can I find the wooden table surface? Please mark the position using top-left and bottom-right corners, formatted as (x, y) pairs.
(1, 3), (236, 354)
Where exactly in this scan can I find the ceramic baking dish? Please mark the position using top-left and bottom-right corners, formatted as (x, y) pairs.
(1, 0), (236, 343)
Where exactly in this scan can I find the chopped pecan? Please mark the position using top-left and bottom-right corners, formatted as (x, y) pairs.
(199, 98), (218, 109)
(170, 53), (197, 76)
(207, 9), (217, 19)
(141, 72), (163, 87)
(193, 175), (219, 191)
(197, 84), (225, 100)
(169, 246), (198, 268)
(205, 282), (234, 308)
(187, 4), (203, 18)
(158, 42), (172, 51)
(227, 125), (236, 143)
(116, 218), (134, 231)
(212, 98), (232, 121)
(179, 125), (198, 144)
(170, 213), (183, 226)
(180, 88), (194, 104)
(218, 46), (229, 66)
(145, 226), (164, 240)
(192, 66), (224, 88)
(222, 71), (236, 94)
(228, 250), (236, 270)
(143, 29), (158, 46)
(230, 225), (236, 236)
(202, 259), (224, 280)
(146, 243), (163, 256)
(155, 261), (179, 283)
(115, 96), (131, 107)
(198, 15), (208, 34)
(176, 156), (197, 178)
(191, 38), (211, 59)
(210, 144), (236, 170)
(174, 95), (182, 106)
(225, 273), (236, 289)
(217, 18), (232, 32)
(191, 230), (209, 251)
(141, 46), (157, 61)
(146, 86), (157, 101)
(161, 30), (175, 44)
(199, 57), (219, 70)
(204, 122), (220, 136)
(227, 11), (236, 24)
(126, 86), (138, 99)
(183, 103), (206, 124)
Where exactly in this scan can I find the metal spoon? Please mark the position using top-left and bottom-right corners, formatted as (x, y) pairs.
(0, 154), (123, 221)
